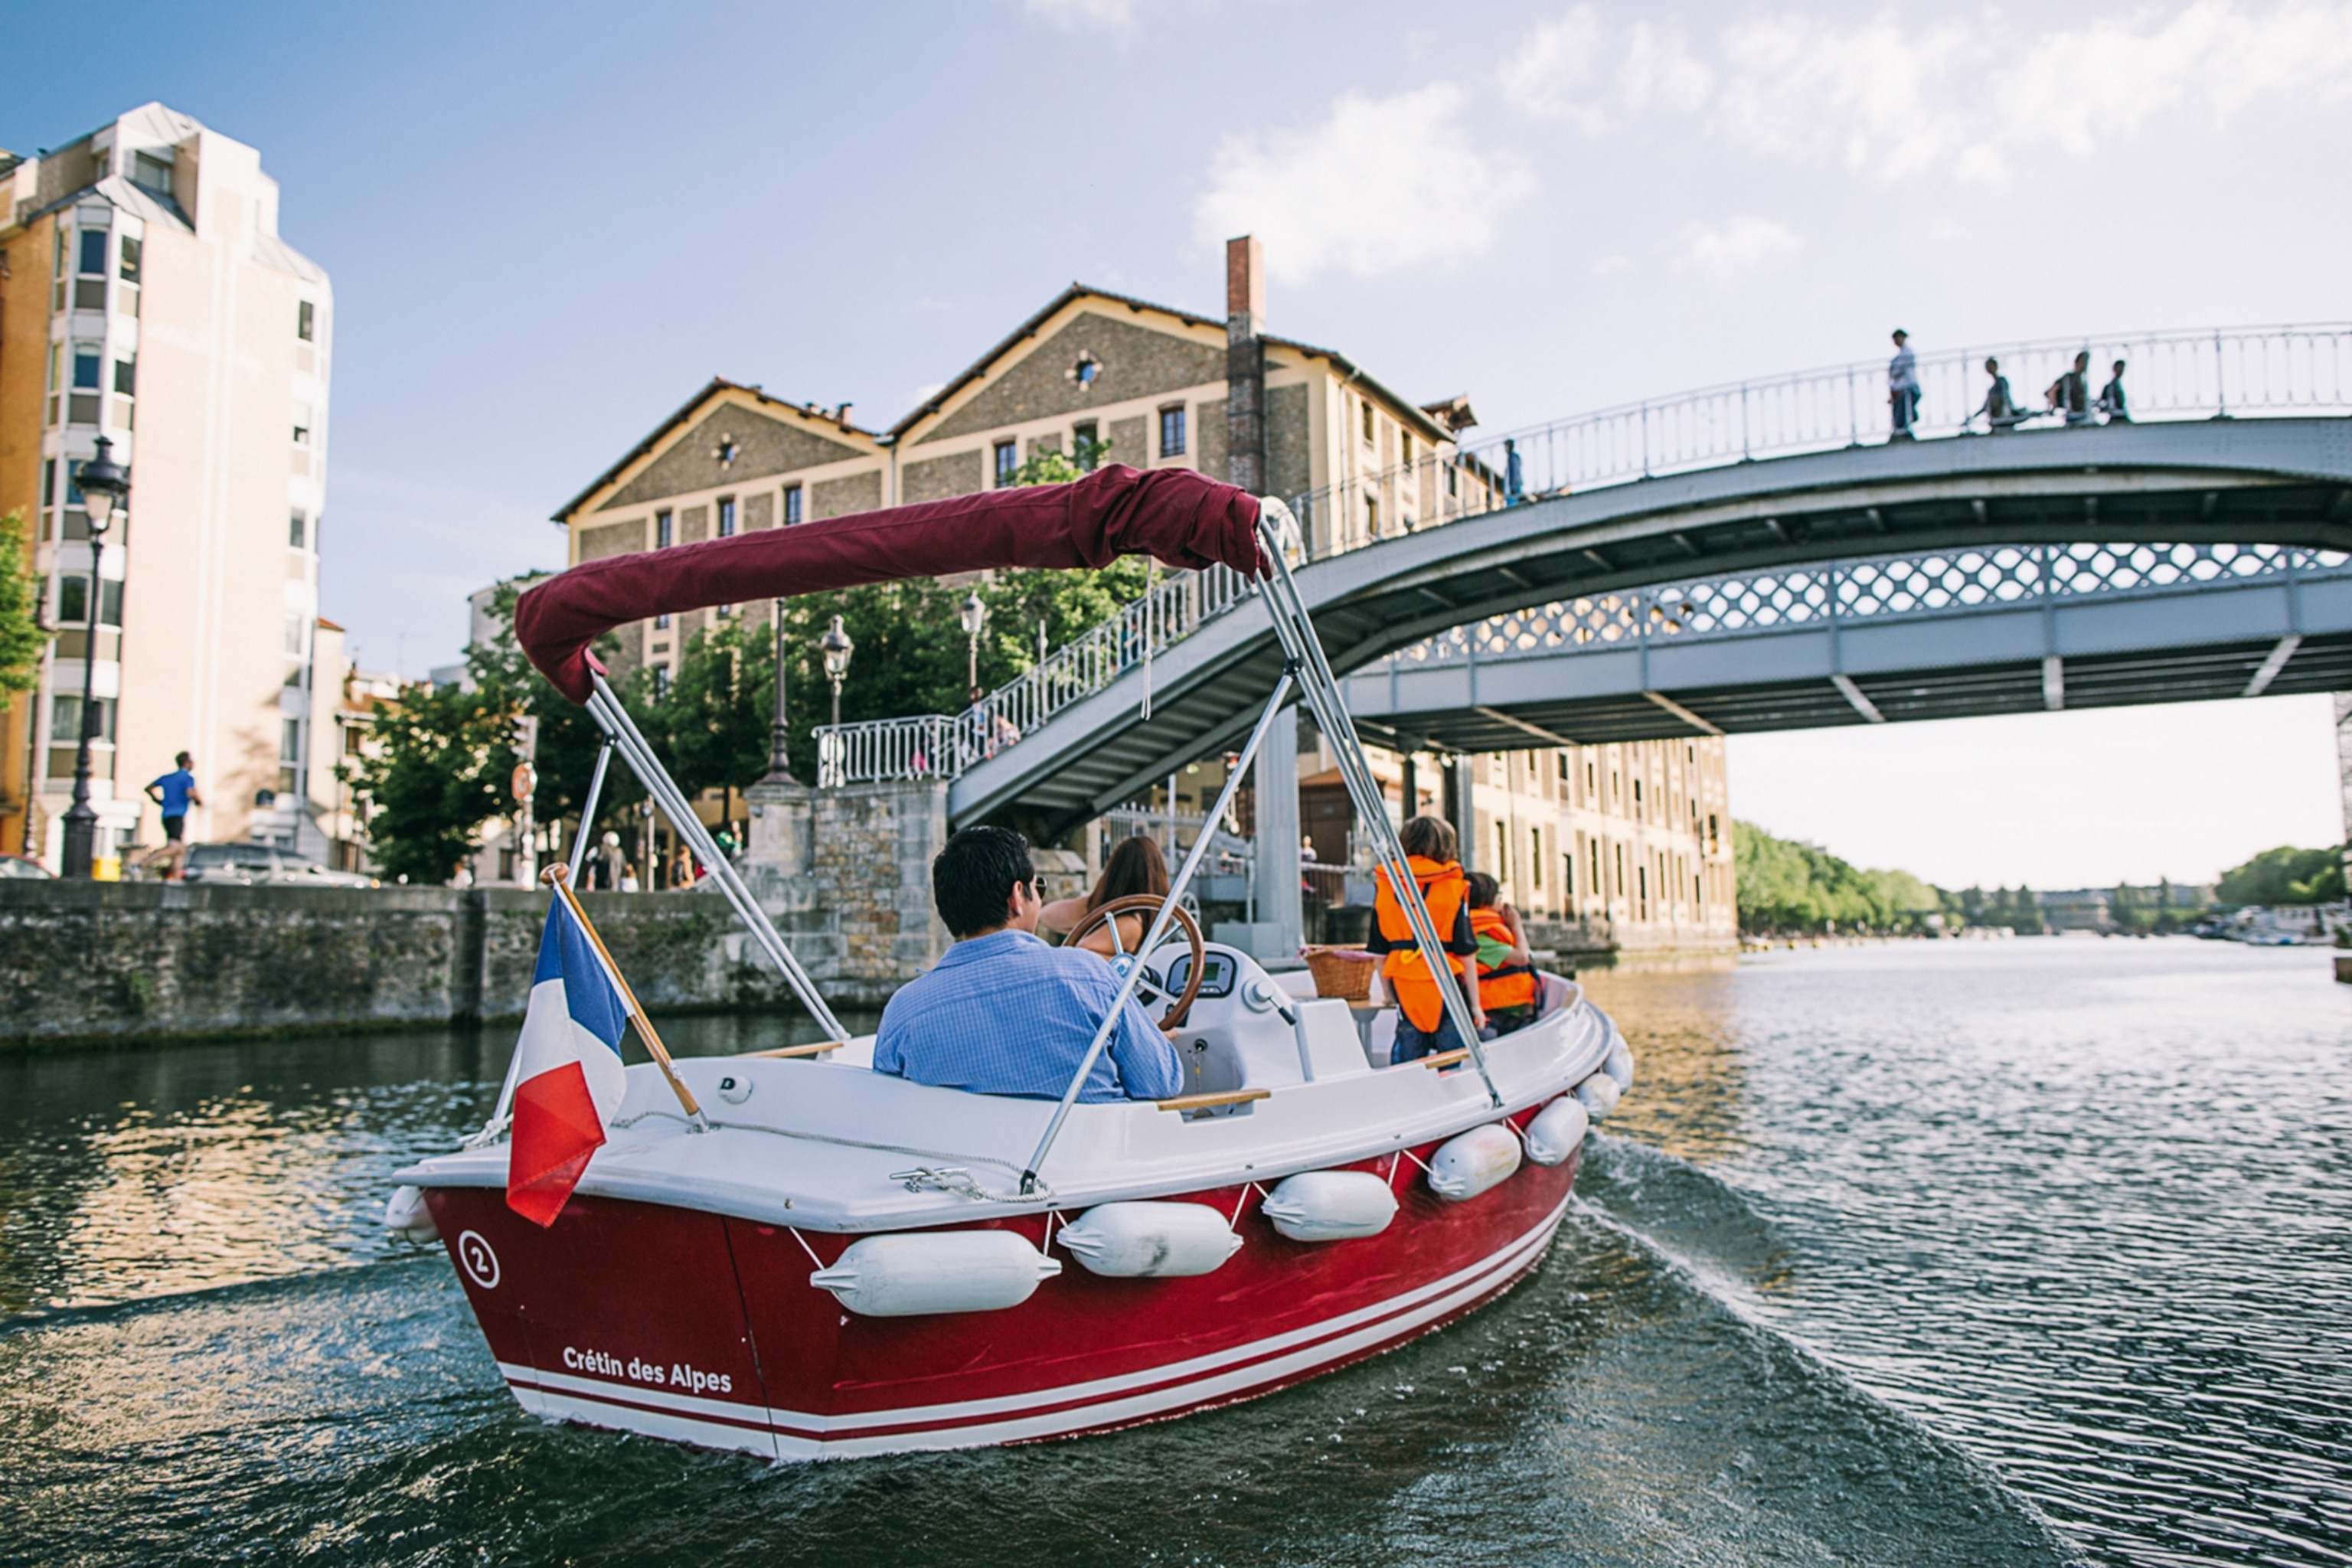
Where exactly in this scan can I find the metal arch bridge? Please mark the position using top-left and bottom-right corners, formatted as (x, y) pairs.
(809, 324), (2352, 830)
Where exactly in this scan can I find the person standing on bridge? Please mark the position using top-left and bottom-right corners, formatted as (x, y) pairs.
(2047, 351), (2093, 426)
(1888, 329), (1922, 441)
(1976, 358), (2029, 433)
(2098, 359), (2131, 423)
(1503, 439), (1524, 505)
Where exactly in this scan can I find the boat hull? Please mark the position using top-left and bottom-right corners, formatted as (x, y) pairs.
(426, 1130), (1583, 1459)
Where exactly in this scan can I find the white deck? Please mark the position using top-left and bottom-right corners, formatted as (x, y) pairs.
(398, 954), (1620, 1233)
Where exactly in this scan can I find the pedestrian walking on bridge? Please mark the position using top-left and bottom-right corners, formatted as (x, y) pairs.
(2098, 359), (2131, 423)
(1975, 358), (2029, 433)
(2047, 351), (2094, 426)
(1888, 329), (1921, 441)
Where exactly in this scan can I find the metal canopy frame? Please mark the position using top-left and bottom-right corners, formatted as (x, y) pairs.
(1251, 501), (1498, 1108)
(585, 675), (851, 1044)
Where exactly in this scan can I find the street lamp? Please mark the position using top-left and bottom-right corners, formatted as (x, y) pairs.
(818, 613), (854, 730)
(959, 590), (989, 697)
(762, 597), (795, 782)
(60, 436), (128, 878)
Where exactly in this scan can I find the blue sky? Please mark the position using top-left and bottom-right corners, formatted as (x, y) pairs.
(10, 0), (2349, 885)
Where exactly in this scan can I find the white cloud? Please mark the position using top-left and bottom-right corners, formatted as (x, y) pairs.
(1501, 7), (1611, 126)
(1194, 85), (1534, 283)
(1617, 21), (1713, 115)
(1590, 253), (1632, 275)
(1502, 9), (1713, 127)
(1675, 216), (1804, 284)
(1715, 1), (2352, 184)
(1021, 0), (1138, 31)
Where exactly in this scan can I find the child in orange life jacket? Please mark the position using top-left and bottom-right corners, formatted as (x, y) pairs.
(1368, 815), (1483, 1063)
(1465, 871), (1537, 1037)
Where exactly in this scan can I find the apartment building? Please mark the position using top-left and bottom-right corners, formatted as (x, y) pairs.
(550, 239), (1500, 685)
(1471, 737), (1734, 953)
(0, 104), (332, 863)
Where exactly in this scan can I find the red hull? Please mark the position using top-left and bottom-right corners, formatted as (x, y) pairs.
(427, 1132), (1583, 1459)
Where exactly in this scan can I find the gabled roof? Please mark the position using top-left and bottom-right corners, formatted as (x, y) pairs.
(552, 377), (880, 523)
(888, 283), (1455, 446)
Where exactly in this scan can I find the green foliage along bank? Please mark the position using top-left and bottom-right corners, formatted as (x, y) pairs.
(1732, 820), (1944, 936)
(2216, 844), (2346, 906)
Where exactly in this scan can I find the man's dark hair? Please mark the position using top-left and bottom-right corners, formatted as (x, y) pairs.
(933, 825), (1034, 939)
(175, 751), (191, 767)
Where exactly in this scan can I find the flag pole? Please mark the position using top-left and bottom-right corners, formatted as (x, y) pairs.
(541, 864), (709, 1130)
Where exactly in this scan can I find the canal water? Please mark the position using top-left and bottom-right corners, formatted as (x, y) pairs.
(0, 939), (2343, 1565)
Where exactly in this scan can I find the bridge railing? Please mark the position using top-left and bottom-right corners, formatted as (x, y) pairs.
(1292, 322), (2352, 552)
(1374, 541), (2352, 673)
(816, 323), (2351, 786)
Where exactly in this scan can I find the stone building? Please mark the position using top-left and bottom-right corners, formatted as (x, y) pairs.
(549, 238), (1500, 689)
(0, 105), (332, 864)
(542, 240), (1735, 969)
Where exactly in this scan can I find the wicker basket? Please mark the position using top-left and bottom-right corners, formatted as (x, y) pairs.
(1302, 946), (1379, 1004)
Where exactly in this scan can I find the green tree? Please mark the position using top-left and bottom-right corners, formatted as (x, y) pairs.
(2217, 844), (2346, 906)
(628, 619), (778, 798)
(341, 679), (521, 884)
(0, 511), (47, 696)
(1731, 821), (1945, 935)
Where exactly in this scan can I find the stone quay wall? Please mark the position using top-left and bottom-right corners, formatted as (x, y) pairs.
(0, 779), (954, 1048)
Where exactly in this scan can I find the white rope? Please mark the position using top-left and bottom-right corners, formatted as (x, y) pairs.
(1227, 1181), (1262, 1230)
(785, 1226), (826, 1269)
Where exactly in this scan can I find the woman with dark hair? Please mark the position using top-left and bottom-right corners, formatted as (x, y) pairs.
(1039, 834), (1173, 959)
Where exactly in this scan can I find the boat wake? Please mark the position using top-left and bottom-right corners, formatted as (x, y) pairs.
(0, 1148), (2076, 1567)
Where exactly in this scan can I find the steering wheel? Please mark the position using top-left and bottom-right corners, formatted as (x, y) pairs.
(1065, 894), (1207, 1029)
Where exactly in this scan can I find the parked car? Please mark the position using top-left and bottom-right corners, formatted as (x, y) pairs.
(181, 843), (379, 887)
(0, 854), (54, 880)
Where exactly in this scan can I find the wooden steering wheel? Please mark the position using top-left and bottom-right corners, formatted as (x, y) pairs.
(1064, 894), (1207, 1029)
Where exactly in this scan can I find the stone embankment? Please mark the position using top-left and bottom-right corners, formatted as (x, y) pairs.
(0, 778), (964, 1048)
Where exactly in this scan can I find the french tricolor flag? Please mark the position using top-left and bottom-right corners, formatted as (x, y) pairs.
(506, 896), (631, 1227)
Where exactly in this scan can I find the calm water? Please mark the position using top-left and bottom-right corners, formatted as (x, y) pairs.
(1, 940), (2344, 1565)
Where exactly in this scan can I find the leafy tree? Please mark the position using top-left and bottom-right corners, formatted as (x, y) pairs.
(628, 619), (777, 798)
(1731, 820), (1946, 935)
(341, 679), (520, 884)
(0, 511), (47, 696)
(2217, 844), (2346, 906)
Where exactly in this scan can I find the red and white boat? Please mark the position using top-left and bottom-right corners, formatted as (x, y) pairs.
(389, 469), (1634, 1459)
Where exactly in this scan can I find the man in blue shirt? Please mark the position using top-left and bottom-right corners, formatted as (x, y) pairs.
(874, 826), (1183, 1102)
(145, 752), (201, 842)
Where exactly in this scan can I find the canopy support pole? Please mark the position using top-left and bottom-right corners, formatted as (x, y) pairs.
(567, 735), (616, 884)
(1019, 670), (1298, 1194)
(1253, 500), (1502, 1109)
(586, 675), (851, 1044)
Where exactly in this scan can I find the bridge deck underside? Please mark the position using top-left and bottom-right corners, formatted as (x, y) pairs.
(1357, 632), (2352, 750)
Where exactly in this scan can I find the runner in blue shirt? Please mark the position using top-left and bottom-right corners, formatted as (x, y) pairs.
(145, 752), (201, 842)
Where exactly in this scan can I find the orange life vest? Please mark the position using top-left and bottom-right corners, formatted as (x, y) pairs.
(1469, 906), (1537, 1011)
(1374, 855), (1469, 1032)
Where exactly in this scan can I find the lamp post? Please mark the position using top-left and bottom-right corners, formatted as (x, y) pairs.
(818, 614), (854, 730)
(60, 436), (127, 878)
(763, 597), (795, 782)
(959, 590), (988, 697)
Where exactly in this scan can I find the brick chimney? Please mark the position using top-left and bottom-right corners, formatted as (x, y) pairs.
(1224, 236), (1266, 494)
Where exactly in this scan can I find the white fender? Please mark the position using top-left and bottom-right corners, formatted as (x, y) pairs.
(1524, 1096), (1590, 1166)
(1603, 1036), (1635, 1091)
(1426, 1124), (1523, 1201)
(1574, 1071), (1622, 1119)
(1262, 1170), (1398, 1242)
(383, 1184), (438, 1244)
(811, 1230), (1061, 1317)
(1058, 1202), (1243, 1278)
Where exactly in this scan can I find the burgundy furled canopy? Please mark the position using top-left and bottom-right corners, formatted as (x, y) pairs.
(516, 465), (1265, 703)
